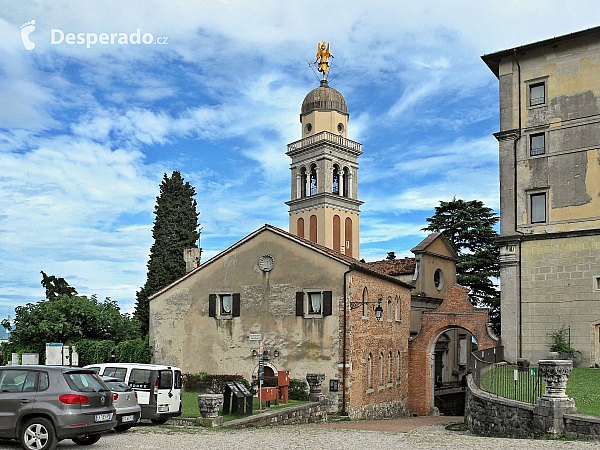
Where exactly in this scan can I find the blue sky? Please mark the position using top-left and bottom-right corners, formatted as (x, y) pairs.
(1, 1), (599, 322)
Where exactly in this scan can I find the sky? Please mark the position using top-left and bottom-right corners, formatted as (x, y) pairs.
(1, 1), (600, 324)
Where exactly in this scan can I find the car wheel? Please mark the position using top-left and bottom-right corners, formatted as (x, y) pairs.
(72, 434), (101, 445)
(151, 418), (168, 424)
(114, 425), (132, 432)
(20, 418), (58, 450)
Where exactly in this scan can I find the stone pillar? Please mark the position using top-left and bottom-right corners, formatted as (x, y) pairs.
(497, 237), (521, 363)
(306, 373), (325, 402)
(533, 360), (577, 436)
(198, 394), (224, 427)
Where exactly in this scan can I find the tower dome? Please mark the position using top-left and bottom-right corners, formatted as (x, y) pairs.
(301, 80), (347, 116)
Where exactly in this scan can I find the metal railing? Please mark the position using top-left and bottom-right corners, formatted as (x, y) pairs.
(287, 131), (362, 153)
(472, 351), (545, 404)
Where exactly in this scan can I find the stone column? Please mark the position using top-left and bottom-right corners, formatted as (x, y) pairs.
(306, 373), (325, 402)
(533, 360), (577, 436)
(198, 394), (224, 427)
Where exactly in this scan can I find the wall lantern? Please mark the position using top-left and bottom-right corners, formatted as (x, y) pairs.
(373, 300), (384, 322)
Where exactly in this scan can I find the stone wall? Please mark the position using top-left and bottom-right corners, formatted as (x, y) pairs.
(564, 413), (600, 440)
(347, 399), (408, 420)
(465, 374), (535, 438)
(223, 399), (329, 428)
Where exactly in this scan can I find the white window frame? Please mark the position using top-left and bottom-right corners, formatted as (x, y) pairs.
(529, 131), (546, 157)
(526, 77), (548, 109)
(530, 190), (548, 224)
(216, 292), (233, 319)
(303, 290), (324, 318)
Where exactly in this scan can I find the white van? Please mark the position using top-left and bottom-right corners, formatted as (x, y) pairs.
(84, 363), (182, 423)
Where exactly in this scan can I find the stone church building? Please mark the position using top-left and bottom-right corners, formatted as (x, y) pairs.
(149, 75), (497, 417)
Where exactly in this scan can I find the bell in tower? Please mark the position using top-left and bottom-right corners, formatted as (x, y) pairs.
(285, 43), (363, 259)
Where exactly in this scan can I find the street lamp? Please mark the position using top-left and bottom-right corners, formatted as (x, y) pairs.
(349, 298), (384, 321)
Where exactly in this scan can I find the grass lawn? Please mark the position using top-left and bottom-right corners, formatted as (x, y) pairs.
(481, 366), (600, 416)
(180, 391), (307, 421)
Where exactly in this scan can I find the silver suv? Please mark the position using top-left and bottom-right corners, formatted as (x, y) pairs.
(0, 365), (116, 450)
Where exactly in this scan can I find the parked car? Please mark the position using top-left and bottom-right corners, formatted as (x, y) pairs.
(84, 363), (181, 423)
(101, 376), (141, 431)
(0, 365), (116, 450)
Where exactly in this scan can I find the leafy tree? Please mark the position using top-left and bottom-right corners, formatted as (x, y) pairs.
(40, 270), (78, 300)
(423, 199), (500, 331)
(134, 171), (200, 334)
(386, 252), (396, 260)
(1, 293), (136, 359)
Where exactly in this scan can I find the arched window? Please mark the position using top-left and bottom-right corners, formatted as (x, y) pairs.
(345, 217), (352, 256)
(379, 352), (383, 387)
(333, 215), (341, 252)
(309, 215), (317, 243)
(387, 299), (392, 322)
(395, 297), (401, 321)
(367, 353), (373, 389)
(396, 350), (401, 382)
(362, 287), (368, 317)
(332, 164), (340, 195)
(342, 167), (349, 197)
(310, 164), (317, 196)
(388, 351), (392, 383)
(300, 167), (307, 198)
(297, 217), (304, 239)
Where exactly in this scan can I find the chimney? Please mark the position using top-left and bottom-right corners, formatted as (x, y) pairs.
(183, 247), (201, 273)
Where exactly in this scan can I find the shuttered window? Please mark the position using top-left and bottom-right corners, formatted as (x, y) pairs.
(209, 293), (240, 318)
(296, 291), (332, 318)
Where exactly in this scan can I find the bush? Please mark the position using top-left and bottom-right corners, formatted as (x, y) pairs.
(114, 338), (152, 363)
(548, 327), (576, 354)
(182, 373), (254, 395)
(74, 339), (115, 366)
(289, 378), (309, 401)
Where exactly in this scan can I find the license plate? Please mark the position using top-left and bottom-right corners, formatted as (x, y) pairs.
(122, 415), (135, 423)
(158, 405), (169, 412)
(95, 413), (112, 422)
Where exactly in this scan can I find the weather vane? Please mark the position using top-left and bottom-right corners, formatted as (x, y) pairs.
(309, 41), (334, 81)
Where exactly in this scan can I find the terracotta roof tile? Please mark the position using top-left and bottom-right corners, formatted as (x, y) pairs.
(364, 258), (416, 277)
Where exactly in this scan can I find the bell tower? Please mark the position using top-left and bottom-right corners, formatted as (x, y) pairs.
(285, 79), (363, 259)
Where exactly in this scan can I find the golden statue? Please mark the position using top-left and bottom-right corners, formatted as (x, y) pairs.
(312, 41), (334, 80)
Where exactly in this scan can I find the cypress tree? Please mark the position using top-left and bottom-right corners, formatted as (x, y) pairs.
(134, 171), (200, 334)
(422, 198), (500, 332)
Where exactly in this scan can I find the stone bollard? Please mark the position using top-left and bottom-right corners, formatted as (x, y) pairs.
(533, 360), (577, 436)
(198, 394), (224, 427)
(306, 373), (325, 402)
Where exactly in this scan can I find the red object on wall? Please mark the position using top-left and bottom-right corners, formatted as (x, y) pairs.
(278, 370), (290, 404)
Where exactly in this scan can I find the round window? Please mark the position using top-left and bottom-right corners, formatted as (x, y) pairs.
(337, 123), (344, 134)
(304, 123), (312, 134)
(434, 269), (444, 291)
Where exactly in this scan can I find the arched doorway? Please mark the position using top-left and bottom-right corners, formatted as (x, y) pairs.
(408, 285), (499, 416)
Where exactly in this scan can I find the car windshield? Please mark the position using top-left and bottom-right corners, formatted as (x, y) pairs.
(65, 372), (108, 392)
(104, 380), (132, 392)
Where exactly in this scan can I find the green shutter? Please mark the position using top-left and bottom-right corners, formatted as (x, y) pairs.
(323, 291), (333, 316)
(296, 292), (304, 316)
(232, 293), (241, 317)
(209, 294), (216, 317)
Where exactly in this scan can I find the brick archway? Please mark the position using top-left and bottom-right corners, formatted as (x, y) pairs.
(408, 284), (498, 416)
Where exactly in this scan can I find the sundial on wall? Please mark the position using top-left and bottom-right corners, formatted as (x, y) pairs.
(258, 255), (275, 272)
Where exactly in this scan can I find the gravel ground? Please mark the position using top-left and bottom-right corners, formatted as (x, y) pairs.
(2, 421), (600, 449)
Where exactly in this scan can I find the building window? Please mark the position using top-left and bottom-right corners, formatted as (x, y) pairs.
(530, 133), (545, 156)
(362, 287), (368, 318)
(342, 167), (349, 197)
(208, 294), (240, 318)
(531, 193), (547, 223)
(395, 297), (401, 322)
(434, 268), (444, 291)
(300, 167), (307, 198)
(310, 164), (317, 195)
(593, 276), (600, 292)
(530, 82), (545, 106)
(296, 291), (332, 318)
(332, 164), (340, 195)
(378, 352), (383, 388)
(388, 351), (392, 384)
(297, 217), (304, 239)
(387, 300), (392, 322)
(367, 353), (373, 389)
(396, 350), (401, 383)
(309, 215), (317, 243)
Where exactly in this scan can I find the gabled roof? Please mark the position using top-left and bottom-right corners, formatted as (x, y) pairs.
(482, 26), (600, 77)
(410, 232), (458, 260)
(364, 257), (416, 277)
(148, 224), (412, 300)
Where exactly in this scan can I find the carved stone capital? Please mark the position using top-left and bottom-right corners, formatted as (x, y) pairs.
(198, 394), (224, 418)
(493, 129), (520, 142)
(306, 373), (325, 401)
(538, 360), (573, 399)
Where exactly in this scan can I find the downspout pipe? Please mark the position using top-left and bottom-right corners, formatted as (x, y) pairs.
(342, 267), (352, 416)
(514, 52), (525, 359)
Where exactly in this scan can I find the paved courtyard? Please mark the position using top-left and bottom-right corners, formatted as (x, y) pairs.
(2, 418), (600, 449)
